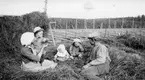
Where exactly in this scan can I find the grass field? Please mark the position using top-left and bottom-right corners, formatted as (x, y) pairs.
(0, 12), (145, 80)
(1, 32), (145, 80)
(48, 28), (145, 43)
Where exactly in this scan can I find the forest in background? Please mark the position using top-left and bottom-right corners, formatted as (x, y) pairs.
(49, 15), (145, 29)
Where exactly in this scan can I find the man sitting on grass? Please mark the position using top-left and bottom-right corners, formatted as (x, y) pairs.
(81, 33), (111, 80)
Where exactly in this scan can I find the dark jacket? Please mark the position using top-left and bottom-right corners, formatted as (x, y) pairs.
(21, 46), (40, 64)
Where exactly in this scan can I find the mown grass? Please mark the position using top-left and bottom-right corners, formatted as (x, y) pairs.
(0, 12), (145, 80)
(1, 33), (145, 80)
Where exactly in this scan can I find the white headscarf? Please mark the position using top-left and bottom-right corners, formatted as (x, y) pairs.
(20, 32), (34, 46)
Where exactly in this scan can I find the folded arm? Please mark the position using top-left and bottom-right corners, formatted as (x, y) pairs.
(21, 47), (40, 62)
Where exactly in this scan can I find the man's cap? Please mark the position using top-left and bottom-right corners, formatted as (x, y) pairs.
(88, 32), (101, 38)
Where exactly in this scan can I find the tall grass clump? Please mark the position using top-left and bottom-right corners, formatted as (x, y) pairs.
(116, 32), (145, 50)
(107, 32), (145, 80)
(0, 11), (49, 80)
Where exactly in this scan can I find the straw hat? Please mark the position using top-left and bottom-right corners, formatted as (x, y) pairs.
(33, 27), (44, 33)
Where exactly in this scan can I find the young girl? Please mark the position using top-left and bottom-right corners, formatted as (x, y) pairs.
(54, 44), (71, 61)
(69, 39), (84, 58)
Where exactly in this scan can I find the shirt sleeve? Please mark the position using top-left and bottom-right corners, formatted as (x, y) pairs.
(21, 47), (40, 62)
(89, 45), (107, 65)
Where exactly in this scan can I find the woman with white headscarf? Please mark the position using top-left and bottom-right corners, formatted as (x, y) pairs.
(21, 32), (57, 72)
(81, 32), (111, 80)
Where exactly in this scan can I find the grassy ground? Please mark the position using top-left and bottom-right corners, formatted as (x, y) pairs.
(0, 33), (145, 80)
(0, 12), (145, 80)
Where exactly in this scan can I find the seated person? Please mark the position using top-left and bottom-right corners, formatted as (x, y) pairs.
(21, 32), (57, 72)
(69, 39), (84, 58)
(54, 44), (71, 61)
(32, 27), (49, 56)
(81, 33), (111, 80)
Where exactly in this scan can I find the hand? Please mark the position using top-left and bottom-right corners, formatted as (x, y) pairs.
(42, 50), (46, 55)
(54, 57), (57, 62)
(83, 64), (90, 69)
(70, 56), (74, 59)
(43, 43), (48, 48)
(78, 54), (82, 58)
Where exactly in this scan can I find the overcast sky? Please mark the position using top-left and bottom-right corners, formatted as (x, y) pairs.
(0, 0), (145, 18)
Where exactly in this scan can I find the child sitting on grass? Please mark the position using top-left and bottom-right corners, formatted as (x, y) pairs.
(54, 44), (72, 61)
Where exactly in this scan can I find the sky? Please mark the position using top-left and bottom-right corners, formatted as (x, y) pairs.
(0, 0), (145, 18)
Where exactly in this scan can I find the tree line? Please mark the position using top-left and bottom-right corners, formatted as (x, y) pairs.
(49, 15), (145, 29)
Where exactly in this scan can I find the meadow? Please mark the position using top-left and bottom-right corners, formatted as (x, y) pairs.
(0, 11), (145, 80)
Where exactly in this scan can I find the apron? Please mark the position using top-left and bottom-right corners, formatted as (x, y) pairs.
(21, 60), (57, 72)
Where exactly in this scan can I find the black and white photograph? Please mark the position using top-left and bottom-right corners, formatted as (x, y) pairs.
(0, 0), (145, 80)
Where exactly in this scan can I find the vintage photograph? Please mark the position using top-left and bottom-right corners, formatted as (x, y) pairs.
(0, 0), (145, 80)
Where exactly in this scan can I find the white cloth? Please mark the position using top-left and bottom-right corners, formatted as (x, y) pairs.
(21, 60), (57, 72)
